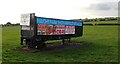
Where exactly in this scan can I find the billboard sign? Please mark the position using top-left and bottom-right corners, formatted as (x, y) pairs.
(36, 17), (82, 35)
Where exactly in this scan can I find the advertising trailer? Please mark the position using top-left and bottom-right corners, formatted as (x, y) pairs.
(20, 13), (83, 48)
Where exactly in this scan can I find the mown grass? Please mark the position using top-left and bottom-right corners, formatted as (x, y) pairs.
(83, 21), (118, 25)
(2, 25), (118, 62)
(0, 26), (2, 63)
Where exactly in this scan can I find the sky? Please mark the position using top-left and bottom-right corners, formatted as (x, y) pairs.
(0, 0), (119, 24)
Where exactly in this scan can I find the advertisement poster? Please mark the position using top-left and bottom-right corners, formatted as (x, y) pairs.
(37, 24), (53, 35)
(53, 25), (65, 35)
(37, 24), (75, 35)
(65, 26), (75, 34)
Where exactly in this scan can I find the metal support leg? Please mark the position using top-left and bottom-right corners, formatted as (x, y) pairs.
(68, 37), (71, 43)
(21, 37), (23, 45)
(62, 39), (65, 45)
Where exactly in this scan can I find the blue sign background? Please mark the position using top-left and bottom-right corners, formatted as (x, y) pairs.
(36, 17), (82, 26)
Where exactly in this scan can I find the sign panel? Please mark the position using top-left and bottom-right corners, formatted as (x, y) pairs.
(36, 17), (80, 35)
(53, 25), (65, 35)
(37, 24), (53, 35)
(20, 14), (30, 26)
(21, 26), (30, 30)
(65, 26), (75, 34)
(36, 17), (82, 26)
(37, 24), (75, 35)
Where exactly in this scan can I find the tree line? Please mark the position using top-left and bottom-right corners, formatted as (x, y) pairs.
(1, 22), (20, 27)
(74, 17), (118, 22)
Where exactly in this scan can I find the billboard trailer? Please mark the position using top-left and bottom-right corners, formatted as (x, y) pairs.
(20, 13), (83, 49)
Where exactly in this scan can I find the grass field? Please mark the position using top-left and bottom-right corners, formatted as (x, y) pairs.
(0, 26), (2, 63)
(83, 21), (118, 25)
(2, 25), (118, 62)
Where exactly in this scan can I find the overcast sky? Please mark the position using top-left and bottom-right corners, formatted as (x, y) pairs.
(0, 0), (119, 24)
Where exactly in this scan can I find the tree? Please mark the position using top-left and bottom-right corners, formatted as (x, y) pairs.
(6, 22), (11, 25)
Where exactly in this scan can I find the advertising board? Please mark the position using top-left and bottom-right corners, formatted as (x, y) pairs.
(37, 24), (75, 35)
(36, 17), (82, 35)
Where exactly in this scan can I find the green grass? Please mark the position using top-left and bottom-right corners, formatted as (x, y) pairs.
(2, 25), (118, 62)
(83, 21), (118, 25)
(0, 26), (2, 63)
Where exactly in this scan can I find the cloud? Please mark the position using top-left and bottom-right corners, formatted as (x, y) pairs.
(118, 2), (120, 10)
(87, 2), (118, 10)
(82, 2), (118, 17)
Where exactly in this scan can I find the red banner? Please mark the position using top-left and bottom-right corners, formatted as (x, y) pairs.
(37, 24), (75, 35)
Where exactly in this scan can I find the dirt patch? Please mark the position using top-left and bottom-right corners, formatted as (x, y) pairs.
(21, 42), (88, 53)
(21, 47), (39, 53)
